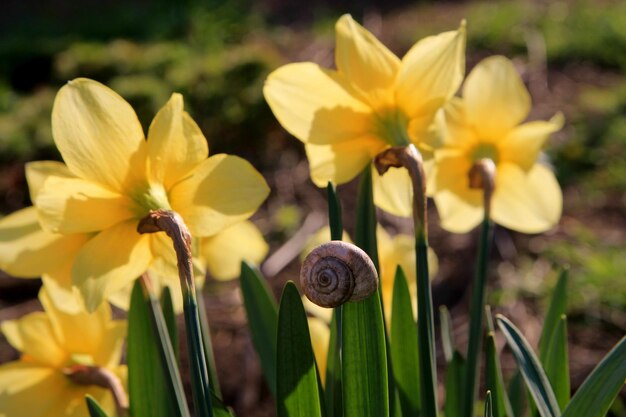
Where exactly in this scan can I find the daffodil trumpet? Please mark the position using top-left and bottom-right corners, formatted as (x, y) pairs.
(374, 144), (437, 417)
(64, 365), (128, 417)
(462, 160), (496, 417)
(137, 209), (214, 417)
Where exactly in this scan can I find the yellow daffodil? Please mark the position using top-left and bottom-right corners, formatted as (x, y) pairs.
(0, 79), (269, 312)
(0, 289), (126, 417)
(432, 56), (564, 233)
(302, 226), (439, 381)
(264, 14), (465, 216)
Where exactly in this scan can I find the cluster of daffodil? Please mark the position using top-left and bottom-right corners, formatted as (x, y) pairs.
(0, 11), (624, 417)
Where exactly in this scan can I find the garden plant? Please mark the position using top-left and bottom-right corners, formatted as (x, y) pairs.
(0, 10), (624, 417)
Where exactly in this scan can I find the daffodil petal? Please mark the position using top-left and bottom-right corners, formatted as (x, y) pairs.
(441, 97), (475, 148)
(200, 220), (269, 281)
(0, 207), (89, 277)
(36, 176), (134, 233)
(147, 93), (208, 189)
(13, 312), (66, 367)
(0, 363), (63, 415)
(335, 14), (400, 107)
(41, 274), (85, 315)
(25, 161), (74, 202)
(463, 56), (531, 139)
(432, 152), (483, 233)
(373, 165), (413, 217)
(73, 221), (152, 312)
(39, 289), (110, 360)
(492, 162), (562, 233)
(307, 317), (330, 385)
(500, 113), (564, 170)
(170, 154), (269, 237)
(306, 135), (386, 186)
(264, 62), (372, 145)
(302, 297), (333, 324)
(93, 322), (127, 369)
(52, 78), (147, 191)
(396, 23), (466, 118)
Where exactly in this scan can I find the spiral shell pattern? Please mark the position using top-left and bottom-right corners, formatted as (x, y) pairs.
(300, 240), (378, 308)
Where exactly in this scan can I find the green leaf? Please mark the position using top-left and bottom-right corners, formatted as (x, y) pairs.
(277, 282), (323, 417)
(444, 351), (466, 417)
(539, 269), (568, 363)
(507, 371), (527, 417)
(160, 287), (179, 359)
(391, 266), (420, 416)
(197, 287), (222, 398)
(543, 315), (569, 410)
(484, 391), (493, 417)
(562, 336), (626, 417)
(325, 181), (343, 417)
(85, 395), (110, 417)
(211, 390), (235, 417)
(485, 332), (514, 417)
(440, 305), (455, 363)
(128, 279), (190, 417)
(496, 315), (560, 417)
(342, 168), (388, 417)
(240, 261), (278, 397)
(462, 218), (494, 417)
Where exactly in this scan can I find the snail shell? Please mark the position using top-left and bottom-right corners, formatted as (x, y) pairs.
(300, 241), (378, 308)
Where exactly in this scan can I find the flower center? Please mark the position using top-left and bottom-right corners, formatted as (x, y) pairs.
(470, 142), (499, 164)
(130, 182), (172, 218)
(372, 108), (411, 147)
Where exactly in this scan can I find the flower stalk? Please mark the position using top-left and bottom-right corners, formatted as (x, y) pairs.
(374, 144), (436, 417)
(64, 365), (128, 417)
(138, 209), (214, 417)
(462, 159), (496, 417)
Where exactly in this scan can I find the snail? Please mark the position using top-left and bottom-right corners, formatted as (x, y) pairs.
(300, 240), (378, 308)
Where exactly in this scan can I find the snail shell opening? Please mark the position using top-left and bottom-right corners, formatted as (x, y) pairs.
(300, 240), (378, 308)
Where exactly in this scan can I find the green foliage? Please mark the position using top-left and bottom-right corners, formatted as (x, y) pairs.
(276, 282), (323, 417)
(85, 395), (110, 417)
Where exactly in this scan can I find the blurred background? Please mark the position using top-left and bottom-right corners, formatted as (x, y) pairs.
(0, 0), (625, 415)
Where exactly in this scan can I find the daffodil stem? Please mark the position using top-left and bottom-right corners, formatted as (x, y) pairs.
(374, 144), (437, 417)
(64, 365), (128, 417)
(138, 209), (214, 417)
(462, 161), (496, 417)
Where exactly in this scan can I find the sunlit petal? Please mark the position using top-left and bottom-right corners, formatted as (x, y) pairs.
(373, 165), (413, 218)
(335, 14), (400, 107)
(264, 63), (372, 145)
(306, 136), (386, 187)
(307, 317), (330, 385)
(36, 176), (134, 233)
(396, 23), (466, 118)
(25, 161), (74, 202)
(170, 154), (269, 237)
(500, 113), (564, 170)
(52, 78), (147, 191)
(147, 93), (208, 189)
(0, 207), (88, 277)
(73, 221), (152, 312)
(463, 55), (531, 139)
(492, 162), (562, 233)
(200, 221), (268, 281)
(12, 313), (66, 367)
(41, 274), (85, 315)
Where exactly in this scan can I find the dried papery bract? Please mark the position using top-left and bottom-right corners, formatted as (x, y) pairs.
(64, 365), (128, 417)
(137, 208), (213, 417)
(300, 240), (378, 308)
(374, 143), (438, 417)
(468, 158), (496, 217)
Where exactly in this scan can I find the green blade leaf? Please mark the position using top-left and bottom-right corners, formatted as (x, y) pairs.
(391, 266), (420, 416)
(211, 390), (235, 417)
(562, 336), (626, 417)
(485, 331), (514, 417)
(484, 391), (493, 417)
(543, 315), (569, 410)
(462, 218), (494, 417)
(440, 305), (455, 363)
(240, 261), (278, 397)
(444, 351), (466, 417)
(496, 315), (560, 417)
(277, 282), (323, 417)
(539, 269), (568, 363)
(128, 279), (190, 417)
(160, 286), (179, 359)
(325, 181), (343, 417)
(85, 395), (110, 417)
(507, 371), (527, 417)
